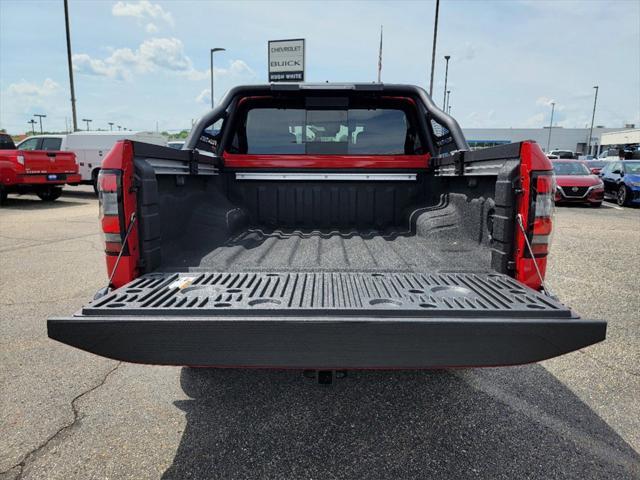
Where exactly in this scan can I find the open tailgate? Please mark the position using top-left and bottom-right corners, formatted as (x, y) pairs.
(48, 271), (606, 368)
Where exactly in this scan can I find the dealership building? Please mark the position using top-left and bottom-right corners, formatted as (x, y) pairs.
(462, 126), (637, 154)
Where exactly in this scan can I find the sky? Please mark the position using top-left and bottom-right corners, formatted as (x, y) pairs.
(0, 0), (639, 134)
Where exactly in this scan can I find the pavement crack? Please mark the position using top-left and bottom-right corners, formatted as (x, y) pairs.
(1, 362), (121, 479)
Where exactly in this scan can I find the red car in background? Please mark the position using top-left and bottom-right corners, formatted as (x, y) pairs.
(0, 133), (80, 204)
(552, 160), (604, 207)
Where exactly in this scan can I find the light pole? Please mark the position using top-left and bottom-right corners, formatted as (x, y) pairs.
(82, 118), (92, 130)
(587, 86), (599, 156)
(63, 0), (78, 131)
(34, 114), (46, 134)
(445, 90), (451, 112)
(546, 102), (555, 153)
(429, 0), (440, 96)
(28, 119), (37, 135)
(448, 105), (451, 115)
(210, 47), (226, 109)
(442, 55), (450, 109)
(108, 122), (114, 131)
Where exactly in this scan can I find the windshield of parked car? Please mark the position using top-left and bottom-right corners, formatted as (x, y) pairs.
(624, 161), (640, 174)
(553, 161), (590, 175)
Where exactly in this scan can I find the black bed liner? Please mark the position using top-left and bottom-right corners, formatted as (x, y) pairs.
(83, 271), (567, 318)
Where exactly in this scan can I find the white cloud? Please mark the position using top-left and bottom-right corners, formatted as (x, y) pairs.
(196, 89), (210, 105)
(145, 23), (158, 34)
(73, 53), (125, 79)
(536, 96), (556, 107)
(112, 1), (174, 27)
(73, 37), (196, 80)
(7, 78), (60, 97)
(73, 38), (256, 86)
(184, 60), (256, 81)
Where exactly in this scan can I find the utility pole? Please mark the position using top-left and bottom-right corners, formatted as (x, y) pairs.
(108, 122), (114, 131)
(546, 102), (555, 153)
(34, 114), (46, 134)
(587, 86), (599, 156)
(210, 48), (226, 109)
(377, 25), (383, 83)
(64, 0), (78, 131)
(28, 119), (37, 135)
(428, 0), (440, 96)
(82, 118), (92, 130)
(442, 55), (450, 109)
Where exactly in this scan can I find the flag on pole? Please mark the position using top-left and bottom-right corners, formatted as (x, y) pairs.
(377, 25), (383, 83)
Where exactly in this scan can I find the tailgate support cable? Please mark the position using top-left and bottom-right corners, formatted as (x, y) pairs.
(108, 212), (137, 288)
(95, 212), (137, 299)
(516, 213), (553, 298)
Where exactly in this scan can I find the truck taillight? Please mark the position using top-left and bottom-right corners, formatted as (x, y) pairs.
(98, 170), (124, 254)
(527, 172), (555, 257)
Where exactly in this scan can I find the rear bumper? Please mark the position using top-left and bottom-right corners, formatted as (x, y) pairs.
(47, 315), (606, 369)
(13, 173), (81, 186)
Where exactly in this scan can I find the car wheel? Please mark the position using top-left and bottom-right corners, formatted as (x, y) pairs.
(37, 186), (63, 202)
(617, 185), (628, 206)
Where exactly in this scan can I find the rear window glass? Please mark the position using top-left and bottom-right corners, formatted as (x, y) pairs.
(41, 138), (62, 151)
(233, 106), (420, 155)
(0, 134), (15, 150)
(624, 161), (640, 174)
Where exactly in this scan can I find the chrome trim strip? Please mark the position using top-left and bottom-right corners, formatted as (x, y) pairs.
(234, 173), (417, 181)
(556, 184), (600, 199)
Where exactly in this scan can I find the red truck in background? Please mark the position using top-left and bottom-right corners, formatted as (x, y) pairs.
(0, 133), (80, 205)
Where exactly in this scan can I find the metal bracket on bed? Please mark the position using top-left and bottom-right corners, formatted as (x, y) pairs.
(234, 172), (417, 181)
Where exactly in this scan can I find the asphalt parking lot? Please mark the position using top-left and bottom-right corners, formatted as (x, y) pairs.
(1, 187), (639, 480)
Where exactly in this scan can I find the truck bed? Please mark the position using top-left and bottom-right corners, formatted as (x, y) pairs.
(162, 227), (491, 273)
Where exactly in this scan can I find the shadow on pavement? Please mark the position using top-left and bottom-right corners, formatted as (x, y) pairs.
(0, 197), (87, 210)
(163, 366), (639, 479)
(61, 188), (98, 200)
(0, 188), (95, 210)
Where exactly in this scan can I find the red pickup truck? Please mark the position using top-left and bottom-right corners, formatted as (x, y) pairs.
(0, 133), (80, 204)
(48, 84), (606, 371)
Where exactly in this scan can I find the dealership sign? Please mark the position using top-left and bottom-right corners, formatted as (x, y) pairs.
(268, 39), (305, 82)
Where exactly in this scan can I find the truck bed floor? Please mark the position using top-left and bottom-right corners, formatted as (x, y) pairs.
(163, 228), (492, 273)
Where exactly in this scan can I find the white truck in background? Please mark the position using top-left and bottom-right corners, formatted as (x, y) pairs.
(17, 131), (167, 190)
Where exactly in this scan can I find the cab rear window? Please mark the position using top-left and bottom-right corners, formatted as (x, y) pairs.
(41, 138), (62, 151)
(229, 100), (422, 155)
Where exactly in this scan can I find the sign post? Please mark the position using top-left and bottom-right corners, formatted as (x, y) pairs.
(268, 39), (305, 82)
